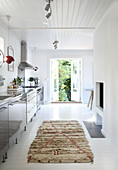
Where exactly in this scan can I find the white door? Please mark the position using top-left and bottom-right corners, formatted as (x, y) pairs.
(50, 60), (59, 102)
(71, 59), (81, 102)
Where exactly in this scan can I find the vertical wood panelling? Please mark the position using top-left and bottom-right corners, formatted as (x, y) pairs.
(0, 0), (114, 28)
(70, 0), (76, 26)
(74, 0), (82, 27)
(0, 0), (114, 49)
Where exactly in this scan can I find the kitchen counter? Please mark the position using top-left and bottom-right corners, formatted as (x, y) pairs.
(0, 85), (43, 106)
(0, 86), (42, 161)
(0, 91), (23, 106)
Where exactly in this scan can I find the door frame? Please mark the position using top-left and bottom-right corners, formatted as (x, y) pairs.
(71, 58), (82, 102)
(50, 58), (83, 103)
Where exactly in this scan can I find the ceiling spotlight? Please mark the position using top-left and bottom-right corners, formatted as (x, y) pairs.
(53, 40), (59, 49)
(45, 3), (50, 11)
(46, 12), (51, 19)
(53, 41), (56, 45)
(53, 40), (59, 45)
(45, 0), (53, 19)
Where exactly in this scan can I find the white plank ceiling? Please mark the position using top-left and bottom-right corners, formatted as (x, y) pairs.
(0, 0), (115, 49)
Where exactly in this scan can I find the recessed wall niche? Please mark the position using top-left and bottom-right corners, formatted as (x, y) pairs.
(96, 82), (104, 109)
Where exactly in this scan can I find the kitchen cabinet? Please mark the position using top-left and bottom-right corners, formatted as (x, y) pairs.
(36, 86), (44, 110)
(26, 89), (37, 123)
(9, 96), (26, 146)
(0, 102), (9, 162)
(0, 88), (40, 162)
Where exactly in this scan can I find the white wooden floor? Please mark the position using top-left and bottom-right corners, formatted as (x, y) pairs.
(0, 103), (118, 170)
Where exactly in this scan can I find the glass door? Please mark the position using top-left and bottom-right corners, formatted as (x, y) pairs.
(50, 59), (82, 102)
(71, 59), (82, 102)
(50, 60), (59, 102)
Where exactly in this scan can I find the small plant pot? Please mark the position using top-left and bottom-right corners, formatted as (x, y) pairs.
(30, 81), (34, 86)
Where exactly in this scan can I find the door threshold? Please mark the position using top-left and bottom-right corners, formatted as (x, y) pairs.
(51, 101), (82, 104)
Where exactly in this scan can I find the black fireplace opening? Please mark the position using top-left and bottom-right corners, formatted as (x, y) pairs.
(100, 83), (104, 109)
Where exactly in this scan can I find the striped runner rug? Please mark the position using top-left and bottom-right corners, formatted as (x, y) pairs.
(28, 120), (94, 163)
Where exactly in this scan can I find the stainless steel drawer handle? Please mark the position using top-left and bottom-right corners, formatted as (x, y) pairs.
(9, 100), (20, 106)
(0, 107), (8, 112)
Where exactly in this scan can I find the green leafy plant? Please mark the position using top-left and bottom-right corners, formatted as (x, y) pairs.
(29, 77), (34, 82)
(63, 78), (71, 101)
(16, 76), (22, 86)
(58, 60), (71, 101)
(59, 89), (68, 101)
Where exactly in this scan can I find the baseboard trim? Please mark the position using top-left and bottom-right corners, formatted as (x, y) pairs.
(101, 129), (118, 153)
(51, 101), (82, 104)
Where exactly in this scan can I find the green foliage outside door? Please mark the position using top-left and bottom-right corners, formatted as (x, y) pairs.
(58, 60), (71, 101)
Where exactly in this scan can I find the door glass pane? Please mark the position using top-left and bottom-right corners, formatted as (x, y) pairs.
(54, 68), (57, 92)
(73, 62), (77, 74)
(71, 59), (82, 102)
(52, 60), (59, 101)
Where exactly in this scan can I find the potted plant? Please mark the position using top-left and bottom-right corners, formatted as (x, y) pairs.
(16, 76), (22, 87)
(29, 77), (34, 86)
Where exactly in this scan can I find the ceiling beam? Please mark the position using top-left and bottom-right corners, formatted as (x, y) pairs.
(10, 27), (95, 30)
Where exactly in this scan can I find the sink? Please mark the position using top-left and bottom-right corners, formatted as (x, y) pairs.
(0, 96), (12, 100)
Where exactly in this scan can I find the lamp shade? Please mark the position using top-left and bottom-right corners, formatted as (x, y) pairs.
(6, 55), (14, 64)
(33, 66), (38, 71)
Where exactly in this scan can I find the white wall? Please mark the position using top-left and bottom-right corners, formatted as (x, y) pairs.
(94, 2), (118, 149)
(0, 22), (21, 92)
(32, 49), (94, 104)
